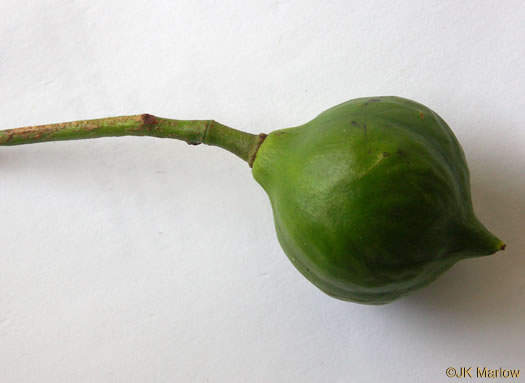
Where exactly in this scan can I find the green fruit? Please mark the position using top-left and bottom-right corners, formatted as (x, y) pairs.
(0, 96), (504, 304)
(252, 96), (504, 304)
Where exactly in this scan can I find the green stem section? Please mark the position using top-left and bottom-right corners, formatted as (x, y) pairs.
(0, 114), (266, 166)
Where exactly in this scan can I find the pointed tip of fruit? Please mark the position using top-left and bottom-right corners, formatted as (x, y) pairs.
(457, 216), (505, 258)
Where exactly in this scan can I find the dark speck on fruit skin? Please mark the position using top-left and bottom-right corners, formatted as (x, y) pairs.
(350, 120), (367, 136)
(364, 98), (381, 106)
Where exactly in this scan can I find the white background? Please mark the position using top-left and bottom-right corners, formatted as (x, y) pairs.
(1, 1), (524, 382)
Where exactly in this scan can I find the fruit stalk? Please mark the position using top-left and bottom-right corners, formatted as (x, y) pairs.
(0, 114), (266, 166)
